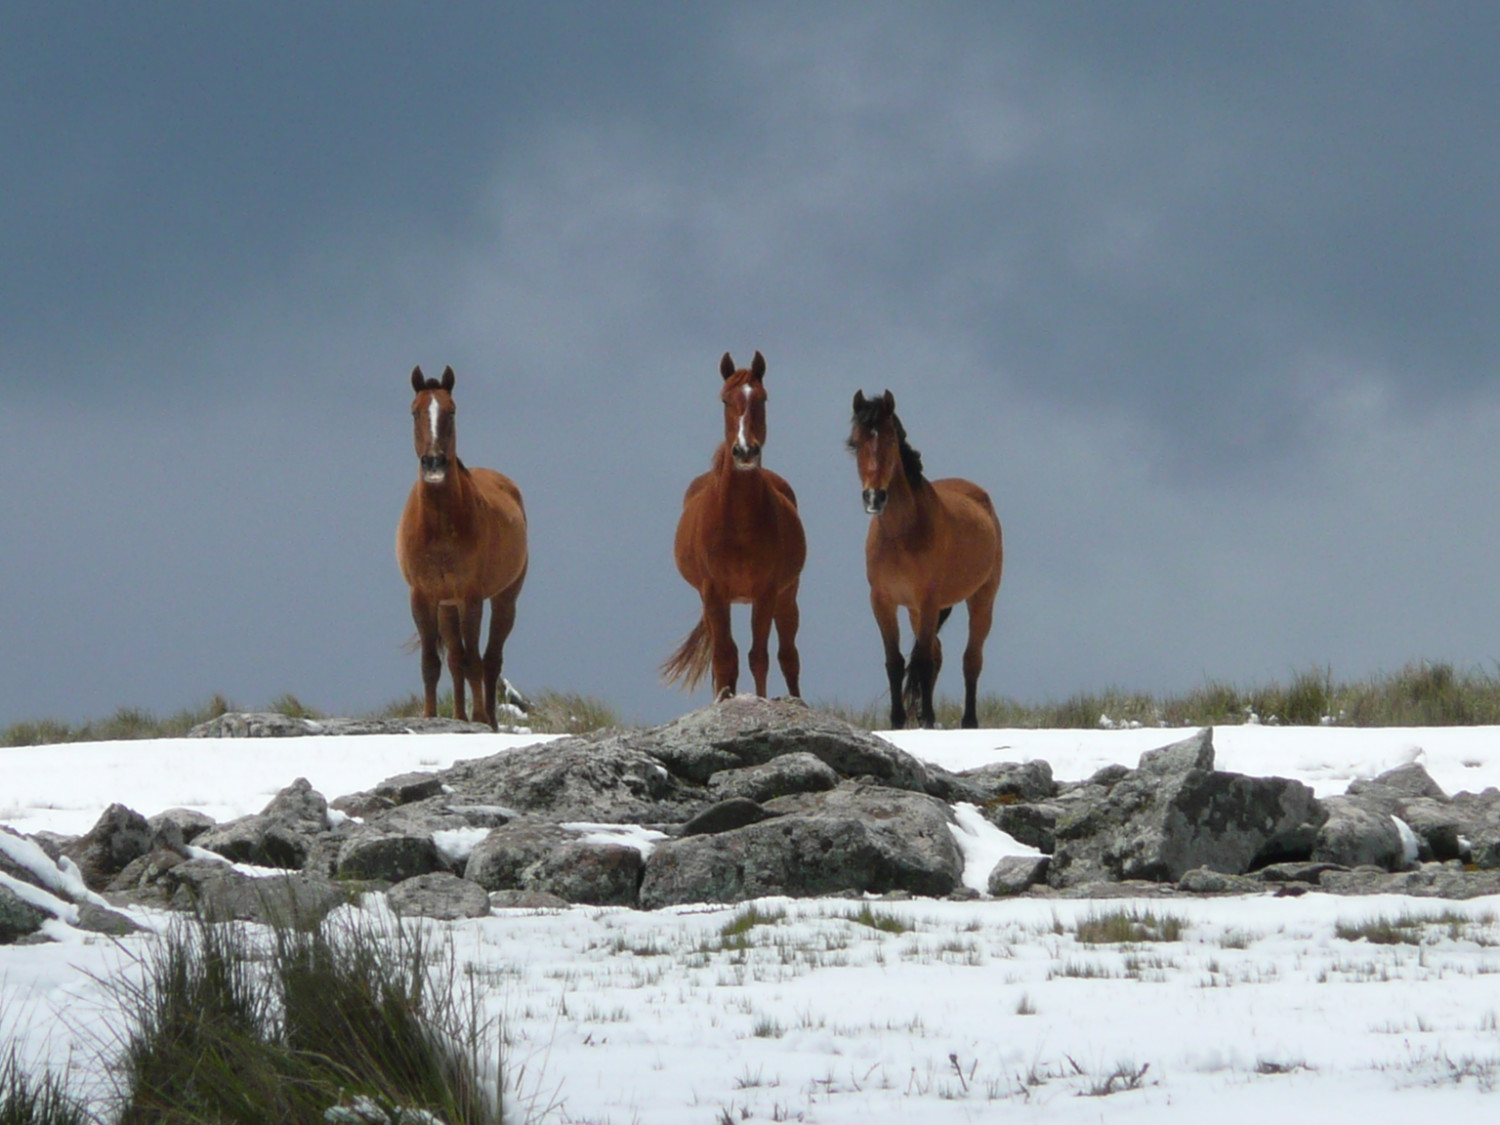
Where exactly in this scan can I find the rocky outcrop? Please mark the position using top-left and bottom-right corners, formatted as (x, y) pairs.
(189, 712), (498, 737)
(639, 781), (962, 908)
(1043, 729), (1326, 887)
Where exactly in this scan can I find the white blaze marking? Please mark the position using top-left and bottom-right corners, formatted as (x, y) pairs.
(428, 396), (441, 446)
(737, 384), (753, 449)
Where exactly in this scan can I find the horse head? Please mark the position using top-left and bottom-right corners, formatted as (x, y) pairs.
(720, 351), (768, 470)
(410, 365), (458, 485)
(849, 389), (903, 514)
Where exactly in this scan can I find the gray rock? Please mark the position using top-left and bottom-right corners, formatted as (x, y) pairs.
(336, 834), (445, 883)
(987, 855), (1050, 896)
(1347, 763), (1449, 802)
(1311, 797), (1408, 871)
(639, 781), (962, 908)
(959, 760), (1056, 804)
(194, 778), (331, 870)
(374, 772), (446, 805)
(629, 696), (932, 792)
(1046, 729), (1326, 887)
(0, 885), (49, 943)
(74, 902), (146, 936)
(1253, 861), (1348, 885)
(707, 753), (839, 803)
(158, 859), (346, 926)
(149, 808), (216, 846)
(60, 804), (153, 891)
(1177, 868), (1262, 895)
(1319, 863), (1500, 899)
(988, 802), (1065, 853)
(463, 822), (644, 905)
(437, 732), (698, 824)
(680, 798), (777, 837)
(189, 712), (495, 737)
(387, 873), (492, 920)
(489, 889), (570, 910)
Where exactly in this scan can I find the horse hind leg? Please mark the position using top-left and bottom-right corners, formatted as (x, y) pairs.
(960, 586), (998, 730)
(773, 582), (801, 698)
(483, 571), (524, 731)
(705, 592), (738, 699)
(871, 594), (906, 728)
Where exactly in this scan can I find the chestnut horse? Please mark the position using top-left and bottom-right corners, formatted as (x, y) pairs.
(662, 351), (806, 699)
(848, 390), (1002, 729)
(396, 366), (528, 730)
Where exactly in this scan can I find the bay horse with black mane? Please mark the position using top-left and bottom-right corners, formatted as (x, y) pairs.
(397, 366), (528, 730)
(848, 390), (1002, 729)
(662, 351), (806, 700)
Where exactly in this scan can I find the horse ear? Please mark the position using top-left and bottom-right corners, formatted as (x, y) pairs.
(853, 390), (867, 413)
(720, 353), (735, 381)
(411, 367), (426, 393)
(881, 389), (895, 415)
(751, 351), (766, 381)
(441, 367), (456, 392)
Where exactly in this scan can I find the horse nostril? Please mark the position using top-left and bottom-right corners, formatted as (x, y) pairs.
(863, 489), (887, 513)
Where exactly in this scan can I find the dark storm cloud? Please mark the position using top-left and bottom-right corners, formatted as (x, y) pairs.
(5, 3), (1500, 725)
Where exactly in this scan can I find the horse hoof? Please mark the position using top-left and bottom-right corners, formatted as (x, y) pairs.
(714, 686), (735, 703)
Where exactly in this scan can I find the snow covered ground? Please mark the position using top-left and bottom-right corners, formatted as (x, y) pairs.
(4, 723), (1500, 1122)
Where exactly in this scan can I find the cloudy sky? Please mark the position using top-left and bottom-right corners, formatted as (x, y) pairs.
(4, 2), (1500, 726)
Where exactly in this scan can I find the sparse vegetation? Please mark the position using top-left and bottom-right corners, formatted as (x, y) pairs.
(102, 911), (502, 1125)
(818, 661), (1500, 730)
(0, 1047), (92, 1125)
(1075, 909), (1186, 945)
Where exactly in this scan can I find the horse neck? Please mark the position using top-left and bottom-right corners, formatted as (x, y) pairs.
(708, 443), (771, 508)
(415, 464), (478, 527)
(877, 461), (934, 537)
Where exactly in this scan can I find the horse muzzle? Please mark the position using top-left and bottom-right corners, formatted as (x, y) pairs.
(863, 488), (888, 515)
(420, 454), (449, 484)
(732, 443), (762, 470)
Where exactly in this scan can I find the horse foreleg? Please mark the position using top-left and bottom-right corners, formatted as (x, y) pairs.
(907, 605), (941, 730)
(773, 581), (801, 698)
(410, 592), (442, 719)
(871, 593), (905, 728)
(748, 595), (774, 697)
(438, 604), (467, 721)
(483, 569), (524, 732)
(459, 599), (486, 726)
(961, 583), (998, 730)
(704, 591), (738, 699)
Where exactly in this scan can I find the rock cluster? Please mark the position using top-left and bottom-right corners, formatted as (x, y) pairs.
(6, 697), (1500, 943)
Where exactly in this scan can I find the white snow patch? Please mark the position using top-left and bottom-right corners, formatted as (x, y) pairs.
(432, 827), (492, 865)
(947, 802), (1040, 892)
(559, 822), (669, 858)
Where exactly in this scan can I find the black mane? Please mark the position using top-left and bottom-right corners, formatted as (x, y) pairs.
(848, 402), (925, 483)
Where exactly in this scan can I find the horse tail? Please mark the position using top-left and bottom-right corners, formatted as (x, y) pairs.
(401, 632), (445, 658)
(902, 607), (954, 716)
(661, 616), (713, 690)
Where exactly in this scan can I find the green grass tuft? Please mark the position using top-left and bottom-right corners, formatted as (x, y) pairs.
(1076, 908), (1187, 945)
(0, 1047), (93, 1125)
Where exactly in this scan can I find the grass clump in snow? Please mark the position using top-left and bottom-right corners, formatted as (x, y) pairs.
(1075, 908), (1186, 945)
(105, 911), (501, 1125)
(0, 1048), (92, 1125)
(845, 905), (913, 934)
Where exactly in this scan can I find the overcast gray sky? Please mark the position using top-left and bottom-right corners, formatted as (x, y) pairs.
(4, 2), (1500, 726)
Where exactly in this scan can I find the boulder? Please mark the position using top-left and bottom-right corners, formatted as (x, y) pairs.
(157, 859), (346, 926)
(60, 804), (154, 891)
(1046, 729), (1326, 887)
(987, 855), (1050, 896)
(387, 872), (492, 920)
(0, 885), (49, 943)
(463, 821), (645, 905)
(628, 696), (932, 792)
(1177, 868), (1262, 895)
(149, 808), (216, 847)
(960, 760), (1056, 805)
(680, 798), (777, 837)
(707, 752), (839, 803)
(639, 781), (962, 908)
(437, 733), (699, 824)
(1319, 862), (1500, 899)
(335, 834), (445, 883)
(1311, 797), (1408, 871)
(195, 778), (330, 870)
